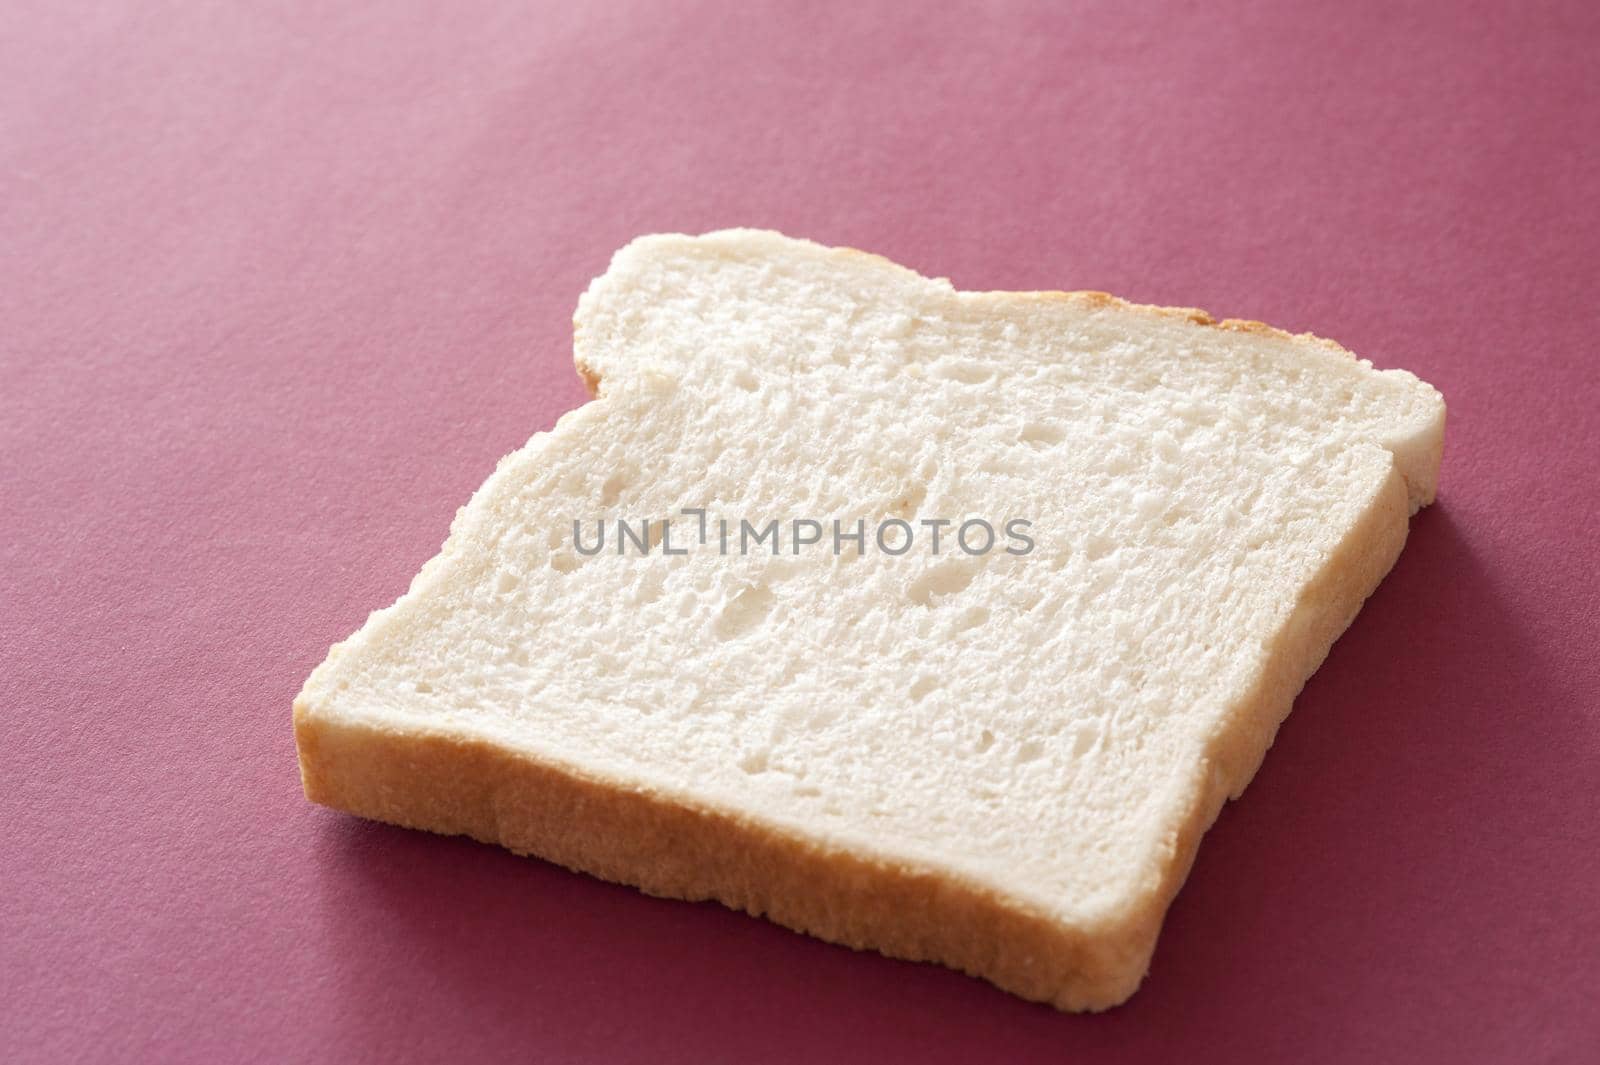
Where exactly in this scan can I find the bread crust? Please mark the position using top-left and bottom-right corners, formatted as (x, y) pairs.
(295, 455), (1411, 1010)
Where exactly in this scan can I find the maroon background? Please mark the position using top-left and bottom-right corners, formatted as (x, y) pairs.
(4, 2), (1598, 1062)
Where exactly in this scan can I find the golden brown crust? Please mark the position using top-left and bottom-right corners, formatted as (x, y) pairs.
(969, 287), (1352, 354)
(819, 235), (1354, 357)
(574, 357), (601, 398)
(294, 457), (1410, 1010)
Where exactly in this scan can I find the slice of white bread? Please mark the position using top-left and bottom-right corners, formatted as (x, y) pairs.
(294, 230), (1444, 1010)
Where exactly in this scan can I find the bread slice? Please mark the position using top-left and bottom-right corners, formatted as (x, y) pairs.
(294, 229), (1444, 1010)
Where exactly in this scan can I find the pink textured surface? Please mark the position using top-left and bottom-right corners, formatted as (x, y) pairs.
(4, 2), (1598, 1062)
